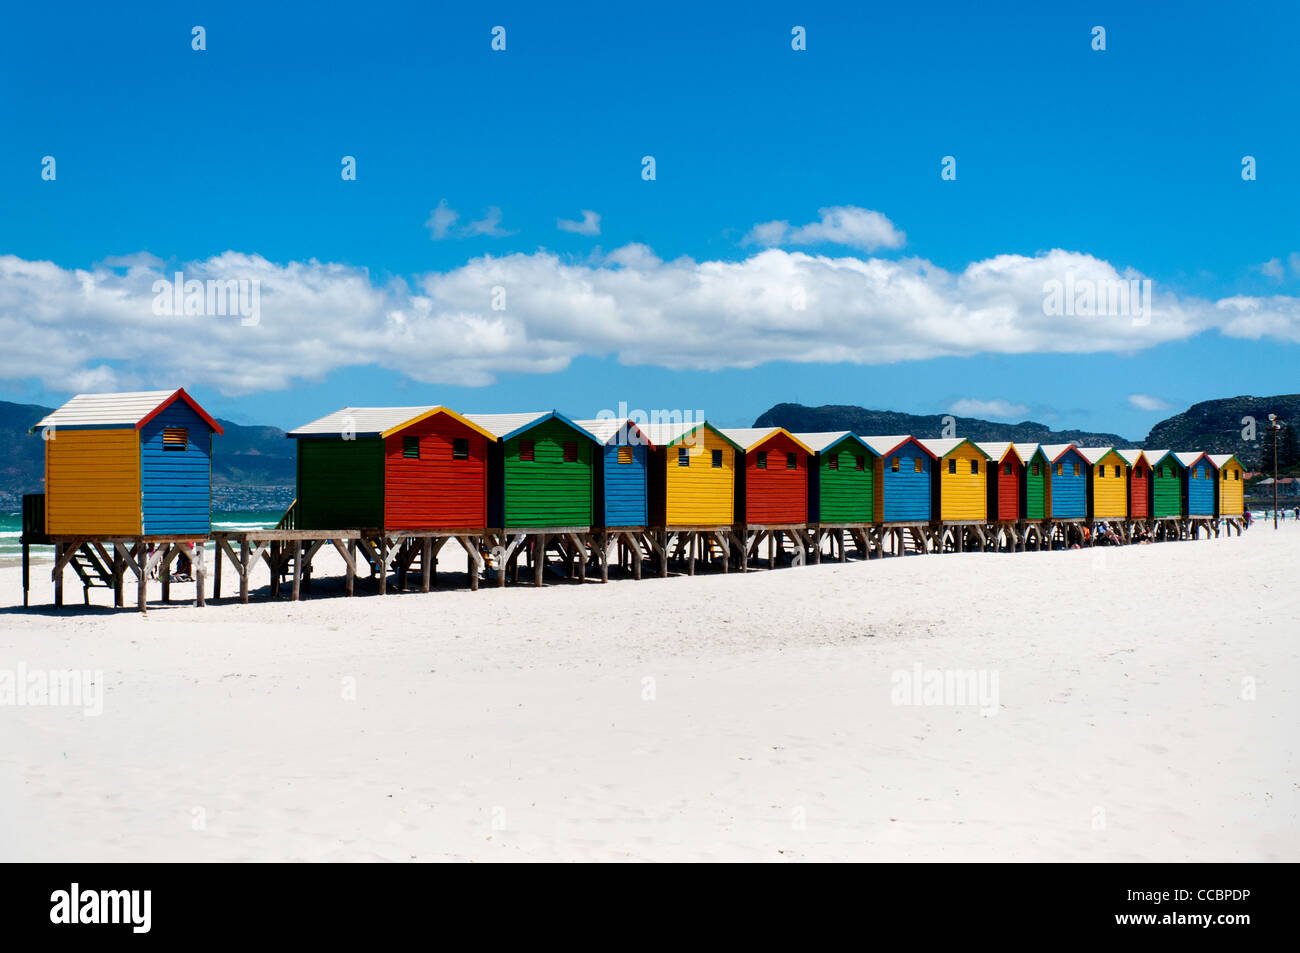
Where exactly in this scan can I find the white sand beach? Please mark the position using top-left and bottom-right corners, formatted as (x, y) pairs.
(1, 524), (1297, 862)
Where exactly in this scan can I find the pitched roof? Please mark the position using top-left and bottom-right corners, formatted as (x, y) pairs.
(975, 441), (1018, 463)
(1040, 443), (1080, 463)
(1175, 451), (1211, 469)
(1145, 449), (1180, 469)
(1207, 453), (1242, 469)
(917, 437), (991, 460)
(639, 420), (742, 450)
(1075, 446), (1117, 465)
(1116, 448), (1147, 467)
(463, 410), (598, 442)
(720, 427), (814, 454)
(860, 435), (936, 458)
(791, 431), (874, 454)
(33, 388), (223, 435)
(571, 417), (655, 448)
(288, 406), (433, 437)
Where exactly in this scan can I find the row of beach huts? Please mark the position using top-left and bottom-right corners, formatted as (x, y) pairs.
(20, 389), (1248, 611)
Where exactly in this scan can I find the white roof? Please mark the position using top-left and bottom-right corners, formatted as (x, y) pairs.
(640, 420), (708, 447)
(1040, 443), (1077, 461)
(1116, 448), (1147, 466)
(1145, 449), (1173, 465)
(917, 437), (987, 459)
(34, 390), (178, 429)
(288, 406), (432, 437)
(1207, 453), (1238, 467)
(1175, 451), (1209, 468)
(860, 435), (918, 456)
(975, 441), (1016, 463)
(720, 427), (783, 450)
(462, 412), (550, 439)
(1013, 442), (1041, 460)
(791, 431), (865, 453)
(1075, 446), (1116, 464)
(572, 417), (653, 446)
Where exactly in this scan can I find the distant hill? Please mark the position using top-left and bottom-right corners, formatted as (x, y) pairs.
(0, 399), (295, 510)
(753, 403), (1134, 447)
(1141, 394), (1300, 472)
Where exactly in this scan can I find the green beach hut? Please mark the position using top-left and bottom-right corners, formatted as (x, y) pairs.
(1145, 450), (1185, 518)
(794, 431), (877, 524)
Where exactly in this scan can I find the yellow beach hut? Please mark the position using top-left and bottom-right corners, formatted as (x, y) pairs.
(1208, 453), (1245, 518)
(1077, 446), (1128, 520)
(916, 438), (990, 522)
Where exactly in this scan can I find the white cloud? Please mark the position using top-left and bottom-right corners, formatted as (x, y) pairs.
(557, 210), (601, 236)
(744, 206), (906, 252)
(1128, 393), (1173, 412)
(426, 200), (513, 239)
(1256, 257), (1285, 280)
(1, 246), (1299, 397)
(949, 398), (1030, 420)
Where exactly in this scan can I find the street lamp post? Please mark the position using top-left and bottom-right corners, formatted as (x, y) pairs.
(1269, 414), (1283, 530)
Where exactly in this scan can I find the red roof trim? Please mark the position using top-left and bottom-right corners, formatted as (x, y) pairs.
(882, 437), (938, 460)
(136, 388), (224, 435)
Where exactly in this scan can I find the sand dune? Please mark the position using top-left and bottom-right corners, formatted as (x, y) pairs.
(1, 524), (1296, 862)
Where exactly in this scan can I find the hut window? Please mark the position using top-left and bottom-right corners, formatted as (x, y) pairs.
(855, 455), (865, 471)
(678, 447), (690, 467)
(1097, 465), (1104, 478)
(891, 457), (900, 473)
(786, 452), (797, 470)
(970, 460), (979, 475)
(403, 436), (420, 459)
(1055, 463), (1062, 477)
(617, 445), (633, 465)
(162, 427), (187, 450)
(757, 451), (767, 470)
(1191, 468), (1198, 480)
(1114, 465), (1121, 478)
(1221, 469), (1228, 481)
(1031, 463), (1039, 476)
(1234, 469), (1241, 481)
(520, 440), (535, 461)
(1072, 464), (1080, 477)
(453, 438), (469, 460)
(828, 456), (839, 471)
(913, 458), (923, 473)
(1157, 465), (1164, 478)
(948, 458), (956, 475)
(711, 449), (723, 468)
(1004, 462), (1013, 476)
(563, 442), (578, 462)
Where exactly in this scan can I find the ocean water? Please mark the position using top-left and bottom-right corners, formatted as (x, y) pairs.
(0, 510), (284, 563)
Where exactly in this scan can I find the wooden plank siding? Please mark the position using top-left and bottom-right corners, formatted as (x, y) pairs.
(297, 437), (385, 529)
(1048, 449), (1088, 518)
(498, 418), (594, 527)
(931, 443), (989, 521)
(736, 432), (808, 524)
(1184, 457), (1216, 517)
(873, 440), (932, 523)
(1150, 457), (1184, 518)
(383, 416), (488, 530)
(987, 452), (1022, 521)
(1087, 450), (1129, 520)
(594, 439), (648, 527)
(1215, 457), (1245, 516)
(812, 443), (874, 523)
(140, 400), (213, 535)
(648, 425), (736, 527)
(1024, 450), (1048, 519)
(45, 429), (142, 535)
(1128, 458), (1151, 519)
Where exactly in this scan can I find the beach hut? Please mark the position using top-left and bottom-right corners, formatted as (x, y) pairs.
(861, 436), (936, 523)
(641, 420), (743, 575)
(1208, 453), (1245, 518)
(720, 428), (813, 526)
(572, 417), (652, 529)
(1040, 444), (1088, 519)
(793, 432), (877, 524)
(464, 411), (600, 529)
(287, 406), (493, 531)
(917, 438), (991, 523)
(33, 388), (223, 537)
(1145, 451), (1185, 520)
(1018, 444), (1049, 521)
(975, 442), (1024, 523)
(1116, 449), (1151, 521)
(1077, 447), (1129, 521)
(1177, 452), (1217, 518)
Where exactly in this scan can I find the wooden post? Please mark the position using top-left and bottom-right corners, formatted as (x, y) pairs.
(688, 533), (696, 576)
(161, 544), (172, 604)
(113, 544), (124, 607)
(239, 539), (250, 603)
(137, 541), (147, 613)
(468, 538), (479, 591)
(345, 539), (356, 597)
(534, 534), (546, 587)
(22, 538), (31, 607)
(270, 541), (280, 598)
(53, 542), (64, 607)
(377, 538), (387, 595)
(292, 539), (303, 601)
(212, 539), (221, 602)
(600, 534), (609, 583)
(421, 537), (432, 593)
(195, 542), (206, 607)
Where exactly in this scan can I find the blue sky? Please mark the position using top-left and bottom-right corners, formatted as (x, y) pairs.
(1, 0), (1297, 440)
